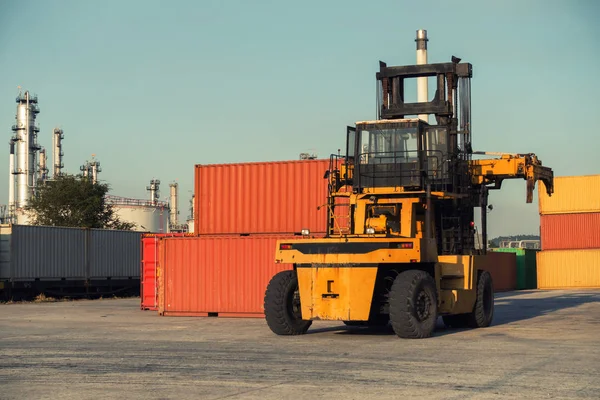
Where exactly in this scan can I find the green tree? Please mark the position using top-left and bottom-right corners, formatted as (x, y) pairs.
(25, 174), (135, 230)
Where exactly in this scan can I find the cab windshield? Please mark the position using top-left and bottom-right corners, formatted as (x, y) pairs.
(352, 120), (449, 189)
(357, 122), (419, 165)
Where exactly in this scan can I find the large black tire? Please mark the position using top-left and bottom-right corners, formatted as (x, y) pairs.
(389, 270), (438, 339)
(467, 270), (494, 328)
(264, 270), (312, 335)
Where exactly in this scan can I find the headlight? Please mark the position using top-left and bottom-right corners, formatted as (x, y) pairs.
(366, 227), (375, 235)
(301, 229), (310, 236)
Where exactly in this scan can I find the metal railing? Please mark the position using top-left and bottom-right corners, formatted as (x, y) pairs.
(105, 195), (168, 208)
(355, 149), (449, 190)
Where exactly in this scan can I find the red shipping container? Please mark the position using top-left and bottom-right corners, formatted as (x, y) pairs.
(157, 235), (298, 317)
(540, 213), (600, 251)
(481, 251), (517, 292)
(141, 233), (189, 310)
(156, 235), (516, 317)
(194, 159), (332, 235)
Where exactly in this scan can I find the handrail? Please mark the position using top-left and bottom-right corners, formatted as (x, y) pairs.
(105, 195), (168, 208)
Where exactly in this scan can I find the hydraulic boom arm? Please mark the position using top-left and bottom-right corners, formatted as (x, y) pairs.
(469, 152), (554, 203)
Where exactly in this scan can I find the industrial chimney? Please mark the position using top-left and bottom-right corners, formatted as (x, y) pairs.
(169, 182), (179, 227)
(11, 90), (41, 213)
(146, 179), (161, 204)
(415, 29), (429, 123)
(8, 139), (16, 221)
(52, 128), (64, 178)
(80, 157), (101, 184)
(39, 148), (48, 182)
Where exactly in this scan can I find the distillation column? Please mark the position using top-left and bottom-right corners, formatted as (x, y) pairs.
(10, 91), (41, 222)
(147, 179), (161, 205)
(169, 182), (179, 227)
(53, 128), (64, 178)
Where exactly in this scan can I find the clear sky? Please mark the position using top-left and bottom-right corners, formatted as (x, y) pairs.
(0, 0), (598, 237)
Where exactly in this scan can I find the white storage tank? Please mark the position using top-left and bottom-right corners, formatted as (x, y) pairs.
(107, 196), (169, 233)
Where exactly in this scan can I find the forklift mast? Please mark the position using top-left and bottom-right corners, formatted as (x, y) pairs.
(327, 58), (553, 256)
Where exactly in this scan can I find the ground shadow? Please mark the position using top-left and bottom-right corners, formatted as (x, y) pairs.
(491, 291), (599, 326)
(304, 290), (600, 337)
(305, 324), (396, 336)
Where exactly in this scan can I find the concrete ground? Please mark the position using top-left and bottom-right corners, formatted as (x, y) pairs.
(0, 290), (599, 400)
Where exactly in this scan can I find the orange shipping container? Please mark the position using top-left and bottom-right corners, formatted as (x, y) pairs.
(540, 213), (600, 251)
(538, 175), (600, 215)
(480, 252), (517, 292)
(537, 249), (600, 289)
(157, 235), (296, 317)
(194, 159), (331, 235)
(141, 233), (190, 311)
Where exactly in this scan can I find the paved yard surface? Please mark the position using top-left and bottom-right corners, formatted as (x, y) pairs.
(1, 289), (599, 399)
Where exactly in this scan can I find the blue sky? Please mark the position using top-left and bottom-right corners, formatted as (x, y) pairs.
(0, 0), (598, 237)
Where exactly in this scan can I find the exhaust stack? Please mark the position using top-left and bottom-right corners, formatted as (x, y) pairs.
(169, 182), (178, 227)
(416, 29), (429, 123)
(52, 128), (64, 178)
(39, 148), (48, 182)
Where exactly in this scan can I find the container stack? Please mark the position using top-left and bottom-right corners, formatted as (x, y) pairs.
(489, 248), (537, 290)
(155, 159), (337, 317)
(537, 175), (600, 289)
(140, 233), (191, 311)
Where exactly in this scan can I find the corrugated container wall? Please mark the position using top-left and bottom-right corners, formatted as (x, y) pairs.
(141, 233), (189, 311)
(490, 248), (538, 290)
(539, 175), (600, 215)
(158, 235), (295, 317)
(480, 251), (517, 292)
(195, 159), (331, 235)
(537, 249), (600, 288)
(4, 225), (141, 281)
(11, 225), (87, 280)
(0, 225), (11, 279)
(89, 229), (142, 278)
(540, 213), (600, 250)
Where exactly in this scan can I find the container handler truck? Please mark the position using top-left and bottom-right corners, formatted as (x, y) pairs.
(264, 32), (554, 339)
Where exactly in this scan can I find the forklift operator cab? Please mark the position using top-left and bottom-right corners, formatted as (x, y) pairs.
(352, 119), (449, 190)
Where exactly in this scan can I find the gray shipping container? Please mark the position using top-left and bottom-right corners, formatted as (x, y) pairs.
(11, 225), (86, 280)
(0, 225), (141, 281)
(89, 229), (140, 279)
(0, 225), (10, 279)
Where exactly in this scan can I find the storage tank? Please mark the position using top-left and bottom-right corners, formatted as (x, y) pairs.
(106, 196), (169, 233)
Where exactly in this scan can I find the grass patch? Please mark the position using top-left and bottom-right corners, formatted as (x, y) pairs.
(33, 293), (58, 303)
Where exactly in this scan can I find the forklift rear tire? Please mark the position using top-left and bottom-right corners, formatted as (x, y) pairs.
(389, 270), (438, 339)
(264, 270), (312, 335)
(467, 270), (494, 328)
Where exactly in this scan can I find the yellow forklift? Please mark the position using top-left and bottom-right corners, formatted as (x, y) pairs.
(264, 50), (554, 339)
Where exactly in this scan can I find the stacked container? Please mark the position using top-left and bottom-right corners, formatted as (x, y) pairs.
(157, 159), (336, 317)
(537, 175), (600, 289)
(489, 248), (537, 290)
(140, 233), (191, 310)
